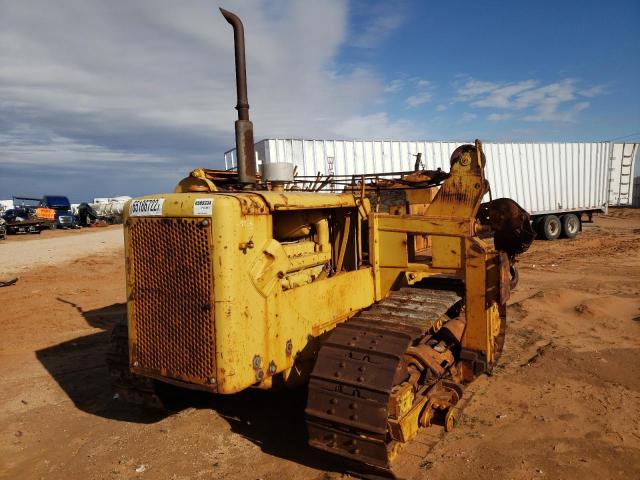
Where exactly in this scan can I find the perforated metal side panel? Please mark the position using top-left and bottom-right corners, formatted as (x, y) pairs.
(127, 217), (215, 385)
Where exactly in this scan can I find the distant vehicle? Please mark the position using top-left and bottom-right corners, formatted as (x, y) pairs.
(7, 195), (76, 232)
(39, 195), (76, 229)
(76, 202), (99, 227)
(2, 203), (50, 235)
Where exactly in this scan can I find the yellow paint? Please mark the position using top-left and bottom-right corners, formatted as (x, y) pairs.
(486, 302), (501, 364)
(388, 394), (430, 442)
(461, 237), (491, 356)
(375, 214), (475, 237)
(389, 383), (415, 419)
(124, 191), (376, 394)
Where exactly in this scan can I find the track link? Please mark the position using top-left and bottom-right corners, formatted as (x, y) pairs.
(305, 288), (462, 477)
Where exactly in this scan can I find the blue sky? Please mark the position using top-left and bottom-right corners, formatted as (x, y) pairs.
(1, 0), (639, 201)
(342, 0), (640, 141)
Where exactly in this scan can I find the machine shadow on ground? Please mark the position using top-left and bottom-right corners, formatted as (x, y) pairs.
(35, 302), (165, 423)
(208, 387), (342, 473)
(35, 302), (342, 474)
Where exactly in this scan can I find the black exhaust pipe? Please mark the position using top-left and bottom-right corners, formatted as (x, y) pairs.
(220, 7), (257, 186)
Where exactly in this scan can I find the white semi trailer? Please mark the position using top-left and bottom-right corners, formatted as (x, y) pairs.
(225, 139), (638, 240)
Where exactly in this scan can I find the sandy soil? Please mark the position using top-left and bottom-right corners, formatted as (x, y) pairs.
(0, 209), (638, 480)
(0, 225), (123, 277)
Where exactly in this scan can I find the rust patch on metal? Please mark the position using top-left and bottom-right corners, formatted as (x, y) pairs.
(128, 217), (215, 385)
(499, 251), (511, 304)
(477, 197), (536, 258)
(237, 194), (268, 215)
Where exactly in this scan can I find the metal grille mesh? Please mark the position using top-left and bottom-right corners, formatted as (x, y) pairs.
(128, 217), (215, 384)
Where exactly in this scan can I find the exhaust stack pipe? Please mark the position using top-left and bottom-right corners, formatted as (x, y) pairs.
(220, 8), (256, 186)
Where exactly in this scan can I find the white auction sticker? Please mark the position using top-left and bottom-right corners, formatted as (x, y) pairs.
(193, 198), (213, 216)
(129, 198), (165, 216)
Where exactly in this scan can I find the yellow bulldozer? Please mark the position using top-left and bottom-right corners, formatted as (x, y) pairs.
(107, 8), (534, 478)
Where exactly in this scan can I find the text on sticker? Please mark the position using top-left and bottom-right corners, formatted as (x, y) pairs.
(129, 198), (165, 216)
(193, 198), (214, 216)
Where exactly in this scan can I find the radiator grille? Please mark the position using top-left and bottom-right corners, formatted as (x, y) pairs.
(128, 217), (215, 384)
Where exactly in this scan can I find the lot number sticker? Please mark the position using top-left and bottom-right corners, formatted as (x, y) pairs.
(129, 198), (165, 216)
(193, 198), (213, 216)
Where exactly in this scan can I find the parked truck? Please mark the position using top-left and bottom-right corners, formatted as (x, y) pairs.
(39, 195), (76, 229)
(226, 139), (639, 240)
(3, 197), (53, 234)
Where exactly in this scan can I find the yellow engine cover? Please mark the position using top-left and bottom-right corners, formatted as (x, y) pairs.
(123, 191), (376, 394)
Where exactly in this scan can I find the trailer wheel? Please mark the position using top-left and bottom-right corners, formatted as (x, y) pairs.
(561, 213), (580, 238)
(541, 215), (561, 240)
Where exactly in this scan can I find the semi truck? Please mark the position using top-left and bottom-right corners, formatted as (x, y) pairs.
(39, 195), (76, 229)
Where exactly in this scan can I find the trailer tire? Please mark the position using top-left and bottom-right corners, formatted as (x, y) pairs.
(561, 213), (580, 238)
(541, 215), (561, 240)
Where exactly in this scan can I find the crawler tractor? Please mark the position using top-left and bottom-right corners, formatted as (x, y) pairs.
(108, 9), (533, 478)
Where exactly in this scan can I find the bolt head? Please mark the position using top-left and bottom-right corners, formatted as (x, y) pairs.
(252, 355), (261, 369)
(268, 361), (277, 375)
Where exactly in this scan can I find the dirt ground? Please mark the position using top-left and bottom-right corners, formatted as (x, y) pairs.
(0, 209), (639, 480)
(0, 225), (123, 277)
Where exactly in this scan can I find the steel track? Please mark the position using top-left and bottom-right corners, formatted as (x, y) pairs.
(305, 288), (463, 478)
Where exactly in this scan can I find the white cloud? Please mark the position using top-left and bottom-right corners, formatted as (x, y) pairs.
(472, 80), (538, 108)
(461, 112), (477, 122)
(384, 79), (404, 93)
(0, 0), (423, 199)
(405, 91), (433, 108)
(579, 84), (607, 98)
(456, 79), (500, 101)
(524, 101), (590, 122)
(331, 113), (423, 140)
(487, 113), (512, 122)
(384, 77), (431, 95)
(401, 77), (436, 108)
(454, 76), (603, 123)
(1, 130), (174, 168)
(436, 104), (447, 112)
(350, 3), (405, 48)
